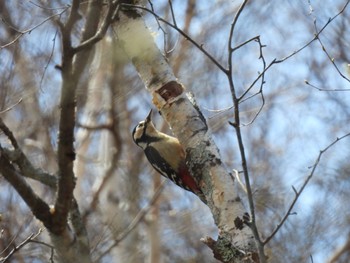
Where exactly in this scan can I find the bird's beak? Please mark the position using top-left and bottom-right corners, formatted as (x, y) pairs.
(145, 109), (152, 123)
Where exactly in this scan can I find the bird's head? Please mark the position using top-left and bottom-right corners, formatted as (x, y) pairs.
(132, 109), (159, 149)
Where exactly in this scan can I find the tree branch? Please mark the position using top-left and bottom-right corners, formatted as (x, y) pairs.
(263, 132), (350, 245)
(226, 1), (266, 262)
(0, 148), (53, 229)
(72, 1), (120, 54)
(2, 148), (57, 188)
(233, 0), (350, 107)
(0, 7), (69, 49)
(273, 0), (350, 65)
(304, 80), (350, 92)
(313, 20), (350, 83)
(54, 0), (104, 235)
(1, 229), (43, 263)
(121, 3), (228, 74)
(0, 118), (56, 187)
(53, 0), (81, 233)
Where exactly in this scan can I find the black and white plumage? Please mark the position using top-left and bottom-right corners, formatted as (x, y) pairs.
(132, 110), (205, 202)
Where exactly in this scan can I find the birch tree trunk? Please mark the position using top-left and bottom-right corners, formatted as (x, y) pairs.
(114, 4), (258, 263)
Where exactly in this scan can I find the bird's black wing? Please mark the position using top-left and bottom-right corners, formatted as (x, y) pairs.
(144, 146), (190, 191)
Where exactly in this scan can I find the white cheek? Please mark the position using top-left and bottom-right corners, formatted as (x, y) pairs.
(134, 128), (144, 141)
(138, 141), (147, 149)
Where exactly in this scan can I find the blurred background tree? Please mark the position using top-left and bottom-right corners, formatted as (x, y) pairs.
(0, 0), (349, 262)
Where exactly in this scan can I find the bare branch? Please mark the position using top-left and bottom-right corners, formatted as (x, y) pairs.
(121, 3), (228, 74)
(228, 0), (249, 52)
(72, 1), (120, 54)
(263, 132), (350, 245)
(0, 99), (23, 115)
(1, 229), (43, 262)
(0, 117), (19, 149)
(69, 199), (90, 257)
(304, 80), (350, 92)
(27, 238), (55, 263)
(241, 0), (350, 98)
(53, 0), (83, 234)
(147, 0), (170, 54)
(0, 118), (56, 187)
(239, 36), (267, 126)
(238, 36), (266, 101)
(29, 1), (68, 11)
(313, 20), (350, 83)
(226, 1), (266, 262)
(77, 123), (114, 130)
(2, 148), (57, 188)
(39, 29), (59, 91)
(227, 0), (250, 95)
(0, 7), (69, 49)
(0, 148), (53, 229)
(54, 0), (105, 234)
(168, 0), (177, 28)
(64, 0), (81, 34)
(274, 0), (350, 65)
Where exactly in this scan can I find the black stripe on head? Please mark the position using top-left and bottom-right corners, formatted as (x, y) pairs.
(132, 121), (148, 146)
(132, 110), (161, 147)
(132, 110), (152, 145)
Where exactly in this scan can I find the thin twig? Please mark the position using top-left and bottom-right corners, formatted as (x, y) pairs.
(29, 1), (68, 11)
(228, 0), (249, 52)
(313, 20), (350, 83)
(263, 132), (350, 245)
(39, 29), (59, 91)
(0, 99), (23, 115)
(121, 3), (227, 74)
(147, 0), (169, 54)
(238, 36), (266, 101)
(304, 80), (350, 92)
(77, 123), (113, 130)
(168, 0), (177, 28)
(239, 36), (267, 126)
(28, 239), (55, 263)
(233, 0), (350, 122)
(205, 105), (234, 120)
(274, 0), (350, 65)
(0, 7), (69, 49)
(1, 229), (43, 262)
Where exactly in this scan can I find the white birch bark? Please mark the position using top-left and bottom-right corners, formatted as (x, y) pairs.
(114, 5), (258, 263)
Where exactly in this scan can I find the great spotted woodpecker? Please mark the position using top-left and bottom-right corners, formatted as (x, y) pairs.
(132, 110), (206, 203)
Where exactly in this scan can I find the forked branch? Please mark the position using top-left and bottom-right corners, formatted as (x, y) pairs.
(263, 132), (350, 245)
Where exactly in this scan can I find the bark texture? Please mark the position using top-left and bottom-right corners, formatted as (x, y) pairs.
(114, 5), (258, 262)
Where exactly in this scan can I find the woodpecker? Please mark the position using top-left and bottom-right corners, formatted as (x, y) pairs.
(132, 110), (206, 203)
